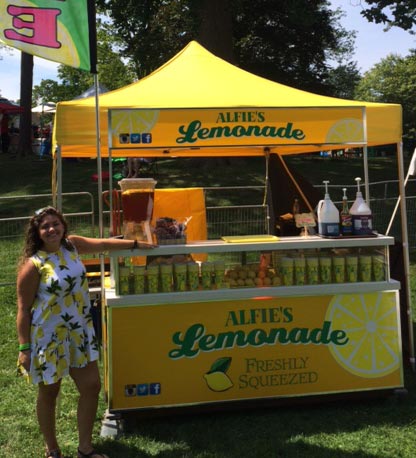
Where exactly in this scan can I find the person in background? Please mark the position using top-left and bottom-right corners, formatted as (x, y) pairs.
(16, 207), (155, 458)
(1, 113), (9, 153)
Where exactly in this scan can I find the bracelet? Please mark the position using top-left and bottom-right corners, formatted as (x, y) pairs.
(131, 240), (138, 250)
(19, 343), (30, 352)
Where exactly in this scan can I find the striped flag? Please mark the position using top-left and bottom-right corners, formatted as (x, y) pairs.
(0, 0), (97, 73)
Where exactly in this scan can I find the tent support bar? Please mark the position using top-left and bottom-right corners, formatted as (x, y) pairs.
(276, 154), (314, 213)
(396, 142), (415, 370)
(56, 146), (62, 211)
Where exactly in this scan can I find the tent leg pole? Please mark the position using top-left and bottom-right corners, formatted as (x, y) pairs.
(397, 142), (415, 370)
(57, 146), (62, 212)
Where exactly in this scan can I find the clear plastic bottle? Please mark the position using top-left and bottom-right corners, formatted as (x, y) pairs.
(340, 188), (353, 235)
(349, 177), (373, 235)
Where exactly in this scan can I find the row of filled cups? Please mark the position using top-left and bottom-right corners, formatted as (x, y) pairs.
(275, 253), (386, 286)
(118, 261), (226, 295)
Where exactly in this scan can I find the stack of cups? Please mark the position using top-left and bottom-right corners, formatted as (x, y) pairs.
(119, 266), (131, 295)
(345, 255), (358, 282)
(214, 260), (226, 289)
(306, 257), (319, 284)
(146, 264), (159, 293)
(201, 262), (214, 290)
(132, 265), (146, 294)
(294, 257), (306, 285)
(359, 255), (372, 282)
(319, 257), (332, 284)
(187, 262), (200, 290)
(280, 257), (294, 286)
(174, 263), (187, 292)
(333, 256), (345, 283)
(372, 254), (385, 281)
(160, 264), (173, 292)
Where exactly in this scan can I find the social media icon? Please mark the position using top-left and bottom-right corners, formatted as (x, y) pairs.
(131, 133), (141, 143)
(124, 384), (136, 397)
(119, 133), (130, 144)
(141, 133), (152, 144)
(150, 383), (161, 395)
(137, 384), (149, 396)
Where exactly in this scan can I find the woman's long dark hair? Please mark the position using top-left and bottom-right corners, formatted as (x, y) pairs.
(19, 207), (73, 265)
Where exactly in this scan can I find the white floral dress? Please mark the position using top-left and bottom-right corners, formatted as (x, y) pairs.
(20, 245), (99, 385)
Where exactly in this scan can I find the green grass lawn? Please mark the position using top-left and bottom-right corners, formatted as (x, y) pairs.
(1, 152), (416, 457)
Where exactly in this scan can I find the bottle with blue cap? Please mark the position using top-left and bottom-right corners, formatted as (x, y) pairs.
(317, 180), (340, 236)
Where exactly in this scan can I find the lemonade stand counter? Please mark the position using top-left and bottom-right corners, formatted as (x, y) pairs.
(103, 235), (403, 413)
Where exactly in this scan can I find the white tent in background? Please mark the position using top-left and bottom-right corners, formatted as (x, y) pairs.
(31, 102), (56, 114)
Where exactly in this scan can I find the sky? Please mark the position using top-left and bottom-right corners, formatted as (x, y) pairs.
(0, 0), (415, 103)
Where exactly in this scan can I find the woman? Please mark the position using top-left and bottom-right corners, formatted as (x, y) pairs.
(17, 207), (154, 458)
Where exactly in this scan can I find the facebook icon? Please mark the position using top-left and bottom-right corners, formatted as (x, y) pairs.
(142, 133), (152, 144)
(150, 383), (161, 395)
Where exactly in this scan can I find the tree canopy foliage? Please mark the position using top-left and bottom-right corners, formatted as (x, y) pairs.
(32, 19), (135, 105)
(96, 0), (359, 97)
(360, 1), (416, 31)
(355, 51), (416, 144)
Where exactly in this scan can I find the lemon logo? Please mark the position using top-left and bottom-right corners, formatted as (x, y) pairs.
(204, 357), (234, 392)
(326, 292), (400, 378)
(112, 110), (160, 133)
(326, 118), (364, 144)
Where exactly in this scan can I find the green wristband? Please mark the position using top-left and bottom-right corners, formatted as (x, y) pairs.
(19, 343), (30, 351)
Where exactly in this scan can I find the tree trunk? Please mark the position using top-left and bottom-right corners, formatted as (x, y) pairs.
(197, 0), (236, 64)
(17, 52), (34, 158)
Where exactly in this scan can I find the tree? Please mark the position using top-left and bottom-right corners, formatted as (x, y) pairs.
(97, 0), (359, 96)
(32, 20), (135, 105)
(360, 1), (416, 31)
(232, 0), (359, 95)
(354, 51), (416, 145)
(17, 52), (33, 158)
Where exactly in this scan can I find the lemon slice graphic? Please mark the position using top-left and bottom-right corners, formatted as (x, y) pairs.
(326, 118), (364, 144)
(326, 292), (400, 378)
(112, 110), (160, 133)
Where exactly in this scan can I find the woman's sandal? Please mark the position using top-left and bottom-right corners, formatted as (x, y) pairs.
(77, 448), (109, 458)
(45, 450), (63, 458)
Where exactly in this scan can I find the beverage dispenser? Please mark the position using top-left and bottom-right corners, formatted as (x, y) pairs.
(118, 178), (157, 242)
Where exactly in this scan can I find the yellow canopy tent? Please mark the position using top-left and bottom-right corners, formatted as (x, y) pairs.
(53, 40), (401, 158)
(52, 41), (412, 366)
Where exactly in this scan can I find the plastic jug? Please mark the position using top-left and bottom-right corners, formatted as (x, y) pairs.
(350, 177), (373, 235)
(317, 180), (340, 236)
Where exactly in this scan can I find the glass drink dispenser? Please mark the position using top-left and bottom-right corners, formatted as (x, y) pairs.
(119, 178), (157, 242)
